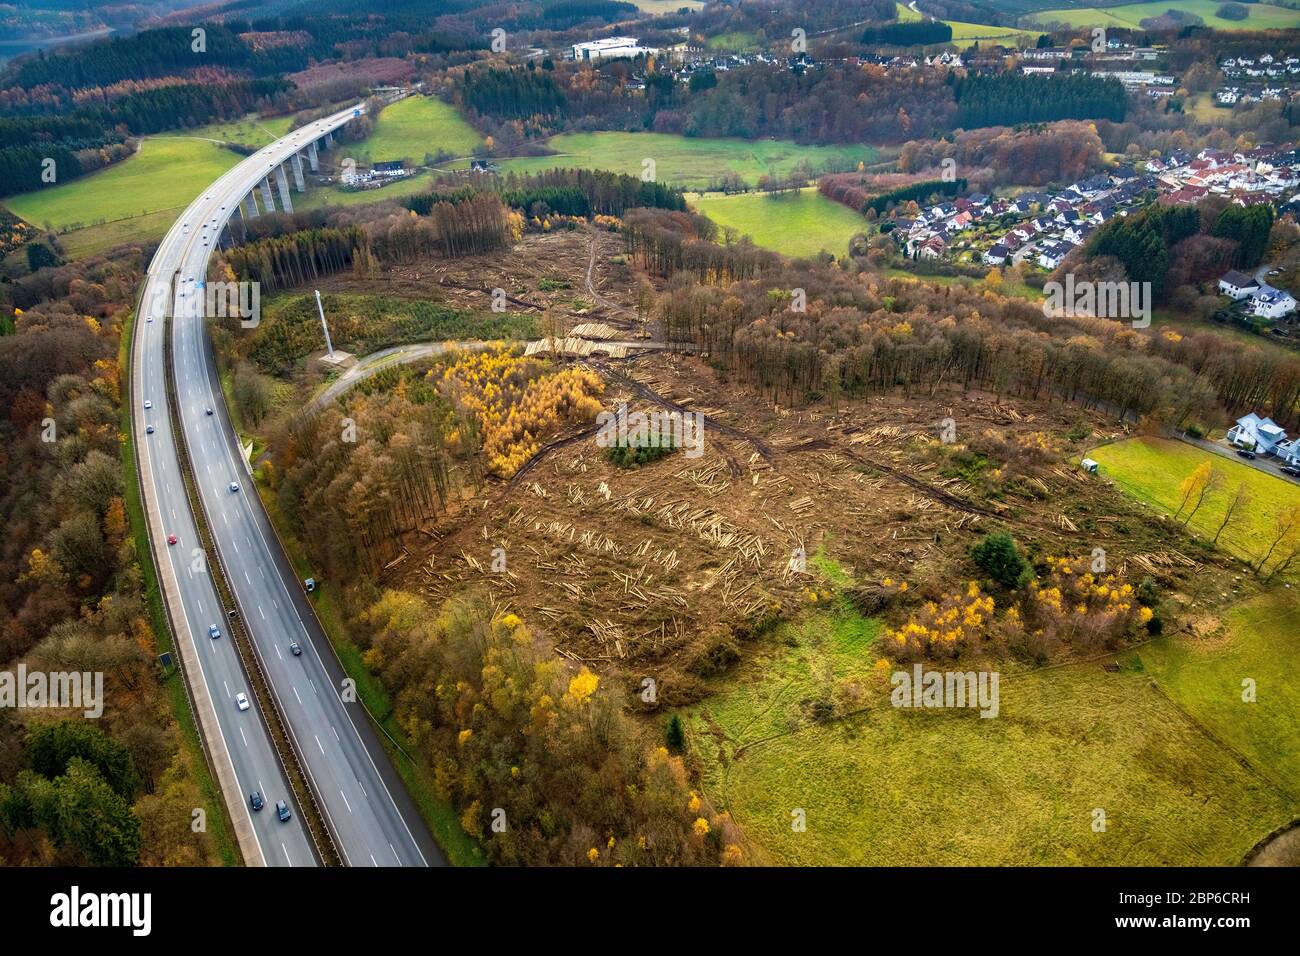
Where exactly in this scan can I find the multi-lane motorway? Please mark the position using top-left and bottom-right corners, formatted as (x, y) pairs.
(133, 103), (442, 867)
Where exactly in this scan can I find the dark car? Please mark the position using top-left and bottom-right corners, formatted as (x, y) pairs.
(1282, 466), (1300, 478)
(250, 791), (264, 811)
(289, 641), (302, 656)
(1236, 449), (1257, 460)
(275, 801), (291, 823)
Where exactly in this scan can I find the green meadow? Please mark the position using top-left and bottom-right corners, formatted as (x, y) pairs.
(685, 564), (1298, 865)
(1088, 436), (1300, 570)
(6, 136), (240, 236)
(350, 95), (484, 165)
(1028, 1), (1300, 31)
(499, 131), (880, 190)
(692, 187), (867, 259)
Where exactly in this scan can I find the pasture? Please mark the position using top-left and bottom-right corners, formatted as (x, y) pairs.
(692, 187), (867, 259)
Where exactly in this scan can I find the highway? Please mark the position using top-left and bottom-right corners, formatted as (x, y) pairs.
(134, 103), (442, 866)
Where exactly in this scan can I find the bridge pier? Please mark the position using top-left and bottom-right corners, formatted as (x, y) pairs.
(291, 153), (306, 192)
(306, 140), (319, 172)
(243, 191), (259, 218)
(275, 164), (294, 214)
(259, 177), (276, 213)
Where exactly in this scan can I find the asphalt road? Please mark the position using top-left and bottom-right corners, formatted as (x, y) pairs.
(137, 206), (316, 869)
(138, 103), (443, 866)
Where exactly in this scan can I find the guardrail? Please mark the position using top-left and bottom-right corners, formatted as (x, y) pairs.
(161, 277), (340, 866)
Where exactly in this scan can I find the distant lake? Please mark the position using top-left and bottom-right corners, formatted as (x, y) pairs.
(0, 28), (114, 65)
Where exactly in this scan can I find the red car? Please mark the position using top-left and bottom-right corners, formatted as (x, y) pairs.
(167, 534), (178, 545)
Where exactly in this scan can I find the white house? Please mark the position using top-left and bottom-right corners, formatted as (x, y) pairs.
(1251, 284), (1297, 319)
(572, 37), (658, 61)
(1037, 241), (1069, 270)
(983, 243), (1009, 266)
(1219, 270), (1260, 299)
(1227, 413), (1289, 454)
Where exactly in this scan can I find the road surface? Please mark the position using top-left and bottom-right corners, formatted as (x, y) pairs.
(136, 103), (443, 866)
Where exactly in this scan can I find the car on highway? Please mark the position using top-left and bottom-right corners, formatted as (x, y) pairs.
(143, 399), (152, 409)
(1236, 449), (1257, 460)
(146, 424), (155, 434)
(275, 801), (291, 823)
(205, 407), (214, 416)
(250, 791), (264, 812)
(209, 624), (221, 639)
(289, 641), (302, 656)
(235, 692), (250, 712)
(167, 533), (178, 545)
(229, 481), (240, 493)
(147, 314), (153, 322)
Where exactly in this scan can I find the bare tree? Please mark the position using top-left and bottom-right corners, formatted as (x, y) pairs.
(1182, 465), (1224, 526)
(1255, 504), (1300, 577)
(1213, 482), (1251, 545)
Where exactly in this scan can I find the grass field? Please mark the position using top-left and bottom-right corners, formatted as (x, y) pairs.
(293, 170), (435, 213)
(1137, 589), (1300, 795)
(1088, 436), (1300, 569)
(350, 95), (483, 165)
(893, 2), (1040, 47)
(686, 586), (1294, 865)
(692, 188), (866, 259)
(6, 136), (240, 235)
(947, 20), (1041, 47)
(499, 131), (880, 190)
(1028, 1), (1300, 31)
(188, 114), (294, 148)
(705, 31), (759, 51)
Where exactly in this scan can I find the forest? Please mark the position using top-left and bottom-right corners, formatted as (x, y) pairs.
(896, 121), (1106, 189)
(623, 207), (1300, 431)
(0, 251), (221, 867)
(954, 73), (1128, 128)
(860, 21), (954, 46)
(1084, 200), (1276, 301)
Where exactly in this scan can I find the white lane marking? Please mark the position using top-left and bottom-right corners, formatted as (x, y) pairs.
(315, 735), (325, 755)
(293, 686), (302, 705)
(239, 727), (248, 748)
(282, 843), (292, 866)
(259, 605), (266, 620)
(340, 790), (352, 814)
(370, 854), (377, 866)
(223, 681), (230, 696)
(332, 725), (340, 742)
(391, 844), (402, 866)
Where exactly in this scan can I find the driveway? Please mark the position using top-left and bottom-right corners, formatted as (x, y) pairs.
(1176, 431), (1300, 485)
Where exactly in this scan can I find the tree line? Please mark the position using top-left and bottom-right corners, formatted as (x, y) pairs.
(954, 73), (1128, 128)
